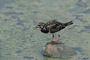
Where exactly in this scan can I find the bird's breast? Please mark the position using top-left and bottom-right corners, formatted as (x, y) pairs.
(41, 28), (49, 33)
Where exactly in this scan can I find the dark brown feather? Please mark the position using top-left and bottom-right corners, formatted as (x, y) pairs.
(36, 19), (73, 33)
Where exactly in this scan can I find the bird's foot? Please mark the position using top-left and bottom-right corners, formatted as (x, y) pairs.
(55, 34), (60, 43)
(47, 40), (60, 45)
(48, 40), (54, 44)
(47, 40), (55, 44)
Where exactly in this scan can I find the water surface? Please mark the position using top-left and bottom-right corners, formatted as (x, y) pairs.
(0, 0), (90, 60)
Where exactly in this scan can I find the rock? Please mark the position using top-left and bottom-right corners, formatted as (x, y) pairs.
(43, 42), (77, 58)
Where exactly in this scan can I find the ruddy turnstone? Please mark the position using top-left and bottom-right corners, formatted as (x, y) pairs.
(35, 19), (73, 44)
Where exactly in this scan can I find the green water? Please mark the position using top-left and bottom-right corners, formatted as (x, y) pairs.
(0, 0), (90, 60)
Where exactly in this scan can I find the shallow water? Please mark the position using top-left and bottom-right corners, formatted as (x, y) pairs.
(0, 0), (90, 60)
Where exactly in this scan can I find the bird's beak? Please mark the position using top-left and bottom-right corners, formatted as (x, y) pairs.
(36, 25), (39, 28)
(33, 26), (39, 30)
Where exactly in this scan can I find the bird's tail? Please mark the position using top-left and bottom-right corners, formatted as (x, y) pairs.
(64, 21), (73, 27)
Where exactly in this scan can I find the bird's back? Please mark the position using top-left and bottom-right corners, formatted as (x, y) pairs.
(40, 19), (73, 33)
(45, 19), (64, 33)
(45, 19), (73, 33)
(46, 19), (61, 28)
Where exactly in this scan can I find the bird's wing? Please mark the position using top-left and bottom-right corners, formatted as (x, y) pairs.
(46, 19), (61, 29)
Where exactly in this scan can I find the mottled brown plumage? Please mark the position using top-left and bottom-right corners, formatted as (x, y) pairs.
(35, 19), (73, 43)
(36, 19), (73, 33)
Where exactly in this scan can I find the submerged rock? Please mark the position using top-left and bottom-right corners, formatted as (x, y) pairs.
(43, 42), (77, 58)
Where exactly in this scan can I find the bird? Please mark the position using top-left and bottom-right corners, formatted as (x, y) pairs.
(35, 19), (73, 44)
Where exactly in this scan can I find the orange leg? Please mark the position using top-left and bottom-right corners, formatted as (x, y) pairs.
(48, 34), (54, 44)
(56, 34), (60, 43)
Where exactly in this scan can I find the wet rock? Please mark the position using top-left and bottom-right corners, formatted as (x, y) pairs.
(43, 42), (77, 58)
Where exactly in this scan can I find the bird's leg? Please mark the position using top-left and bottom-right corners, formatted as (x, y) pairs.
(50, 34), (54, 42)
(56, 34), (60, 43)
(48, 34), (54, 44)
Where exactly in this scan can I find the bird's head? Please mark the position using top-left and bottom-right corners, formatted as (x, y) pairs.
(35, 22), (45, 29)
